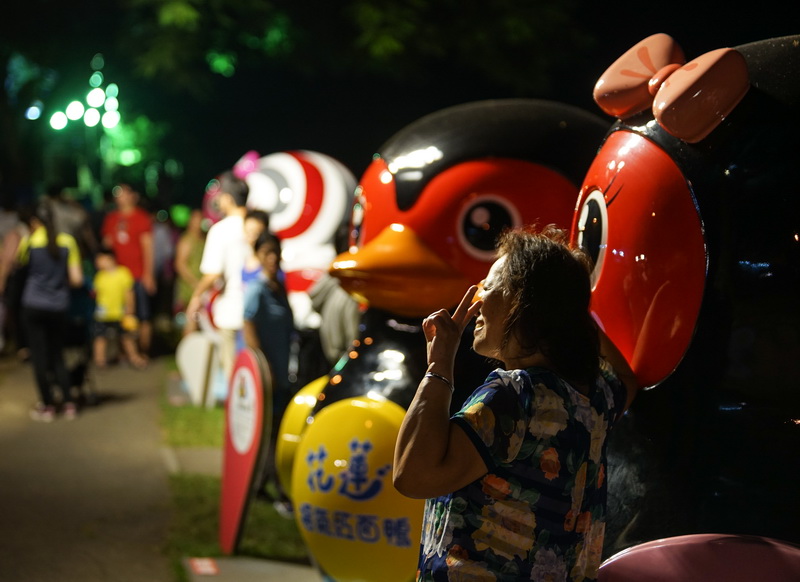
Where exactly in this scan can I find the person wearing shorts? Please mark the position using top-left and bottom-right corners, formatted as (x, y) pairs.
(92, 246), (148, 369)
(100, 183), (155, 355)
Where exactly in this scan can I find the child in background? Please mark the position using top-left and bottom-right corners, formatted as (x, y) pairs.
(92, 246), (148, 369)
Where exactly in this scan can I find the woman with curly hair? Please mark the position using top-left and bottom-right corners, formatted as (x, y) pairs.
(394, 225), (638, 581)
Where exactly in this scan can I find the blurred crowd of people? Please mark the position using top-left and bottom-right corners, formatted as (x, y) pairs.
(0, 173), (363, 519)
(0, 175), (360, 426)
(0, 182), (203, 420)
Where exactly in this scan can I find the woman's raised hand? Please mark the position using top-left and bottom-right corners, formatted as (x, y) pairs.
(422, 285), (482, 371)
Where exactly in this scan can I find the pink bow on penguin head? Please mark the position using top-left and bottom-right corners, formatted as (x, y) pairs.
(593, 33), (750, 143)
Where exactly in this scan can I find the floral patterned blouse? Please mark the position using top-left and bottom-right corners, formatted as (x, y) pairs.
(417, 360), (626, 582)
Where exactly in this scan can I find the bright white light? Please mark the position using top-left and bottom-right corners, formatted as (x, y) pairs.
(279, 187), (293, 203)
(373, 369), (403, 382)
(387, 146), (443, 172)
(104, 97), (119, 112)
(87, 87), (105, 108)
(25, 103), (42, 120)
(397, 170), (423, 181)
(293, 394), (317, 407)
(66, 101), (85, 120)
(101, 110), (120, 128)
(83, 108), (100, 127)
(50, 111), (68, 130)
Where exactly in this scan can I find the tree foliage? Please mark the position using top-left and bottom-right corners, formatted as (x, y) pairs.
(1, 0), (597, 202)
(118, 0), (594, 98)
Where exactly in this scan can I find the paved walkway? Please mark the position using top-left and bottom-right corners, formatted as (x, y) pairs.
(0, 354), (173, 581)
(0, 352), (321, 582)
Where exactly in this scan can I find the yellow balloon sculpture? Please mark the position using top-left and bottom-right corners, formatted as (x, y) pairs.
(290, 396), (424, 582)
(275, 375), (329, 497)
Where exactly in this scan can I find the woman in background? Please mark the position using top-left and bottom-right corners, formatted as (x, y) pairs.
(242, 230), (294, 514)
(18, 200), (84, 421)
(174, 208), (205, 335)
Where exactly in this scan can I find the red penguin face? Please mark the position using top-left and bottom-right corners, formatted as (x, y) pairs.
(571, 130), (707, 388)
(334, 156), (577, 317)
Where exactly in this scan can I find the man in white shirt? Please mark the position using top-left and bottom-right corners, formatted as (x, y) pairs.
(186, 172), (250, 385)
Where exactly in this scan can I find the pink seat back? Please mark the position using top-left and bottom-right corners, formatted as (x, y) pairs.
(599, 534), (800, 582)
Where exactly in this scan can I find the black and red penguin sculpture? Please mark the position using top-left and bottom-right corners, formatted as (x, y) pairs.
(277, 99), (610, 581)
(572, 33), (800, 555)
(324, 99), (611, 411)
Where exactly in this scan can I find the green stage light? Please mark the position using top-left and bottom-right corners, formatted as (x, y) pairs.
(87, 87), (105, 108)
(89, 71), (104, 88)
(25, 101), (43, 120)
(118, 148), (142, 166)
(170, 204), (191, 228)
(207, 51), (236, 77)
(104, 96), (119, 111)
(91, 53), (104, 70)
(50, 111), (68, 130)
(102, 110), (120, 128)
(66, 101), (85, 120)
(84, 108), (100, 127)
(106, 83), (119, 98)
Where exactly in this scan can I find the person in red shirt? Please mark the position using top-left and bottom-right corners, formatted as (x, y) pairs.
(100, 183), (155, 355)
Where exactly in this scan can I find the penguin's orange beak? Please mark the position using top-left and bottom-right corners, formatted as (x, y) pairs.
(331, 223), (471, 317)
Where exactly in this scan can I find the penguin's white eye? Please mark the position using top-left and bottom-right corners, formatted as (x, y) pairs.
(457, 195), (522, 260)
(576, 189), (608, 289)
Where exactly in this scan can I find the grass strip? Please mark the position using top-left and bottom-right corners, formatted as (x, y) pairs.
(160, 358), (309, 581)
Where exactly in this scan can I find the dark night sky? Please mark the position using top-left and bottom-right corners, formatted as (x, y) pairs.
(5, 2), (798, 207)
(155, 6), (797, 203)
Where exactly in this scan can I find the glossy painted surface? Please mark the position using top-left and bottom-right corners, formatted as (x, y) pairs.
(277, 99), (611, 581)
(331, 99), (610, 318)
(570, 130), (707, 388)
(241, 150), (355, 256)
(593, 33), (750, 143)
(593, 32), (686, 119)
(236, 149), (356, 328)
(290, 396), (424, 582)
(335, 157), (577, 317)
(599, 534), (800, 581)
(274, 375), (329, 497)
(653, 47), (749, 143)
(219, 348), (271, 554)
(586, 35), (800, 556)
